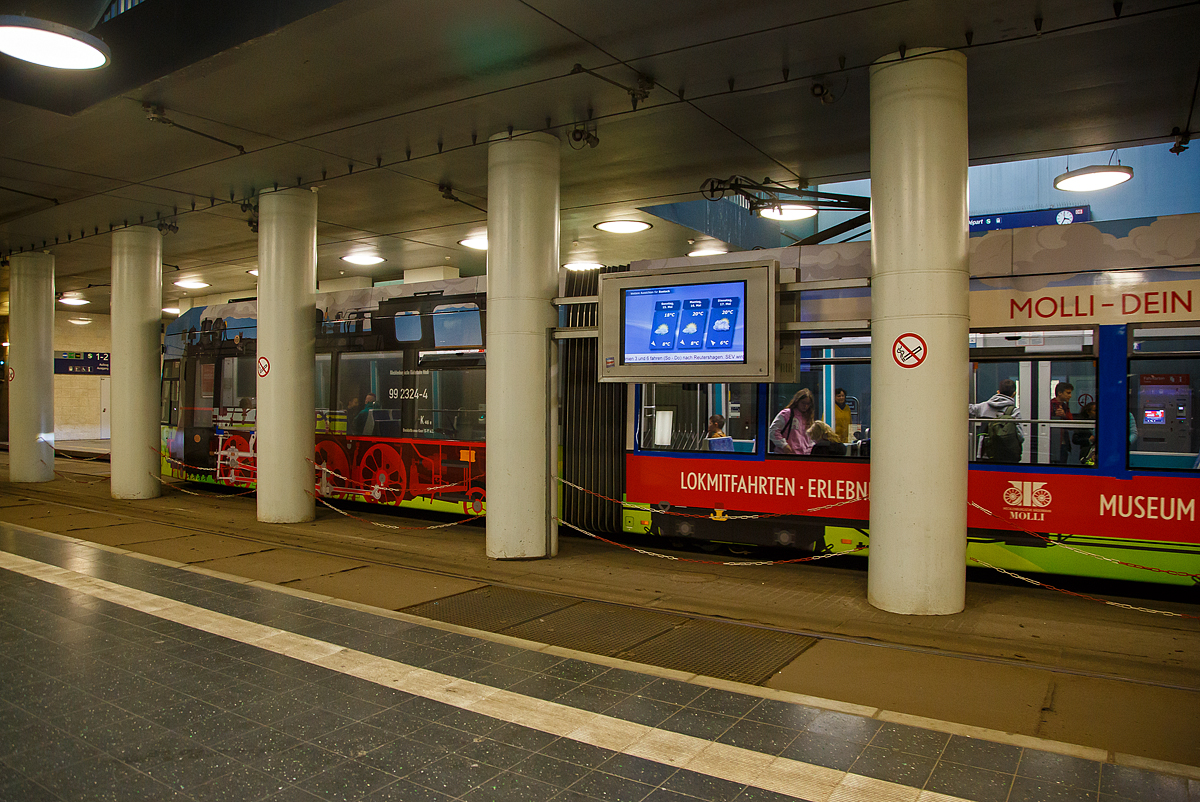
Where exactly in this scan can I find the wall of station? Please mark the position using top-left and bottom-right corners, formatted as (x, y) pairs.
(53, 311), (111, 442)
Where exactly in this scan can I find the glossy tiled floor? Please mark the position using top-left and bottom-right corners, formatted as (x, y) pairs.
(0, 524), (1193, 802)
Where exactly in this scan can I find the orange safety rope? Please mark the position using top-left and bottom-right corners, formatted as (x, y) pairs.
(969, 557), (1200, 619)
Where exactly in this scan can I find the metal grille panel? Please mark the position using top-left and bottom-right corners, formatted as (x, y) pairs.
(402, 586), (576, 631)
(560, 266), (627, 535)
(503, 602), (685, 657)
(617, 619), (817, 686)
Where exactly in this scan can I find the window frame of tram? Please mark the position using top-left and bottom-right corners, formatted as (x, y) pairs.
(633, 331), (873, 458)
(968, 328), (1098, 467)
(637, 382), (761, 453)
(768, 332), (870, 458)
(1128, 324), (1200, 471)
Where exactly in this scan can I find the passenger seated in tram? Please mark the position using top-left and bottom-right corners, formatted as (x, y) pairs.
(706, 415), (726, 439)
(769, 388), (816, 455)
(809, 420), (846, 457)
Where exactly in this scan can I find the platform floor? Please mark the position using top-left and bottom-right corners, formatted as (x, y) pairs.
(0, 453), (1197, 801)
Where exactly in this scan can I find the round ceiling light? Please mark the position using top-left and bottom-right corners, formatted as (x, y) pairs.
(759, 204), (816, 221)
(563, 262), (603, 271)
(595, 220), (651, 234)
(0, 15), (111, 70)
(247, 269), (258, 276)
(459, 235), (488, 250)
(58, 296), (89, 306)
(1053, 164), (1134, 192)
(68, 318), (92, 325)
(173, 279), (210, 289)
(341, 254), (385, 266)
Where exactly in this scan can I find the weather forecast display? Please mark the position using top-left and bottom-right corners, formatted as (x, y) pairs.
(622, 280), (745, 364)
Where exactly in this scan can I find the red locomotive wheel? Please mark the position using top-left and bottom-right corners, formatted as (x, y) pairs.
(221, 434), (256, 486)
(314, 439), (351, 496)
(357, 444), (407, 504)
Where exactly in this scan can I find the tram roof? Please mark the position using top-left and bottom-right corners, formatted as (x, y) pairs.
(1, 0), (1197, 314)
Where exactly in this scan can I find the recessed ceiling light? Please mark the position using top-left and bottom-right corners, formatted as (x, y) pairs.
(563, 262), (603, 271)
(58, 297), (89, 306)
(459, 235), (488, 250)
(688, 247), (727, 257)
(759, 204), (817, 221)
(341, 253), (385, 266)
(1053, 164), (1134, 192)
(0, 15), (111, 70)
(595, 220), (651, 234)
(173, 279), (210, 289)
(162, 308), (180, 315)
(247, 269), (258, 276)
(68, 318), (92, 325)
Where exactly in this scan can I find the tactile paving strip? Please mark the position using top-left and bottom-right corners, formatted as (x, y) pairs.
(402, 585), (577, 631)
(618, 618), (818, 686)
(503, 601), (687, 657)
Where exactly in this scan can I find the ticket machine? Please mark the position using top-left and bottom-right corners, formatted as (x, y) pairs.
(1136, 374), (1193, 453)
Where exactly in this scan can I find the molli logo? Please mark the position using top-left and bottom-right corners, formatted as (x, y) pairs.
(1003, 481), (1051, 521)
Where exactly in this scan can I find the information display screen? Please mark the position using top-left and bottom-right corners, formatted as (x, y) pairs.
(597, 259), (775, 383)
(622, 281), (746, 365)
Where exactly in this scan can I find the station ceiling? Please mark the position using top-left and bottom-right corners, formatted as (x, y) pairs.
(1, 0), (1198, 314)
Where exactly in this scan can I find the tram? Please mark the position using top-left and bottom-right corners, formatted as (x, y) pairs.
(615, 215), (1200, 586)
(161, 277), (488, 516)
(160, 214), (1200, 586)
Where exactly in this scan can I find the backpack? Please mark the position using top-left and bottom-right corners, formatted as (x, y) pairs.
(985, 405), (1021, 462)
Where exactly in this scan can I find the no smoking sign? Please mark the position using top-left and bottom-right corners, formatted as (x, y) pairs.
(257, 357), (271, 378)
(892, 333), (927, 369)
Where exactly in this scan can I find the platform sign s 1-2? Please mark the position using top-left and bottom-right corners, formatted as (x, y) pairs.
(54, 351), (110, 375)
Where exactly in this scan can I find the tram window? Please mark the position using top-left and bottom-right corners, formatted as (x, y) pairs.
(969, 357), (1097, 466)
(315, 354), (332, 409)
(1131, 326), (1200, 353)
(1128, 357), (1199, 471)
(219, 356), (257, 412)
(160, 360), (180, 425)
(394, 311), (421, 342)
(338, 351), (403, 435)
(637, 383), (758, 452)
(796, 334), (870, 358)
(772, 334), (871, 457)
(193, 362), (215, 428)
(432, 304), (483, 348)
(970, 330), (1094, 354)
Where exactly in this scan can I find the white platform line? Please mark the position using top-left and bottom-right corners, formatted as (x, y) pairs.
(0, 549), (976, 802)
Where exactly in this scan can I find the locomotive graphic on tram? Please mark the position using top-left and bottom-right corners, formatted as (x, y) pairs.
(160, 214), (1200, 586)
(161, 277), (487, 517)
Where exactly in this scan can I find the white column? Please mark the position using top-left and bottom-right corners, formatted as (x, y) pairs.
(110, 228), (163, 499)
(8, 253), (55, 482)
(486, 131), (560, 558)
(256, 188), (317, 523)
(867, 48), (970, 615)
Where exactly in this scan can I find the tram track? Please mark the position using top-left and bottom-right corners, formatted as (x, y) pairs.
(2, 461), (1198, 697)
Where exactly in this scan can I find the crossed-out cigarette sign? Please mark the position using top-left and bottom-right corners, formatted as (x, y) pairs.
(257, 357), (271, 377)
(892, 333), (927, 368)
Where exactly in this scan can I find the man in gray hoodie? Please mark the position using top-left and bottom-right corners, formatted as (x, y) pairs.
(969, 379), (1024, 462)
